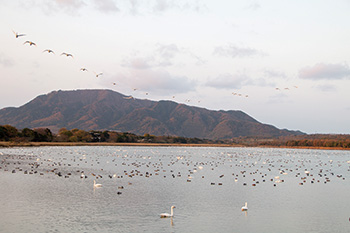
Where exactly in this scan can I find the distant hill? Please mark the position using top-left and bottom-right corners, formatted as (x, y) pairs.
(0, 89), (304, 140)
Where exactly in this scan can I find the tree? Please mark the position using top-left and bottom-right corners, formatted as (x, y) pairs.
(21, 128), (35, 141)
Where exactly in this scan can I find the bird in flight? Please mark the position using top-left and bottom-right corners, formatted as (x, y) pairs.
(43, 49), (55, 54)
(93, 72), (103, 77)
(61, 52), (73, 58)
(80, 68), (88, 72)
(12, 30), (26, 38)
(23, 41), (36, 46)
(112, 82), (117, 85)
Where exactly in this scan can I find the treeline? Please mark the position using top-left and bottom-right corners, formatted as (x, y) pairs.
(0, 125), (217, 144)
(2, 124), (350, 148)
(234, 134), (350, 149)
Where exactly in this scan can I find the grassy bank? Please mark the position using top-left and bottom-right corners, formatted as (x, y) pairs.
(0, 141), (242, 148)
(1, 141), (350, 151)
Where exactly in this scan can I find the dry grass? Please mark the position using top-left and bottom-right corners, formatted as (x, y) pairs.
(0, 141), (242, 148)
(1, 141), (348, 150)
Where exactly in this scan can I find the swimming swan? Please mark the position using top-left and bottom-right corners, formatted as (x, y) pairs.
(160, 206), (176, 218)
(93, 180), (102, 188)
(241, 202), (248, 211)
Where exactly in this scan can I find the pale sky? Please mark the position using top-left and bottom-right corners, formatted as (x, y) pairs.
(1, 0), (350, 134)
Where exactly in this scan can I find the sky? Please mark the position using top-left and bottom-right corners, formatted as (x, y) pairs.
(1, 0), (350, 134)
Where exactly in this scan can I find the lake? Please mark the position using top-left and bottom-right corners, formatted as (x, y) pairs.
(0, 146), (349, 233)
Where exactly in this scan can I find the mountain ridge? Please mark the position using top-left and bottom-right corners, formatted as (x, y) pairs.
(0, 89), (304, 139)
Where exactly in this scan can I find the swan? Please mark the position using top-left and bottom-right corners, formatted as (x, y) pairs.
(43, 49), (55, 54)
(61, 52), (73, 58)
(12, 30), (26, 38)
(93, 180), (102, 188)
(93, 72), (103, 77)
(160, 206), (176, 218)
(241, 202), (248, 211)
(23, 41), (36, 46)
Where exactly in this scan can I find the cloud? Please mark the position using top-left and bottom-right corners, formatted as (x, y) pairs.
(205, 74), (251, 90)
(122, 43), (204, 69)
(0, 54), (14, 67)
(25, 0), (86, 15)
(121, 57), (154, 69)
(246, 2), (261, 11)
(155, 43), (180, 66)
(206, 73), (274, 90)
(264, 69), (287, 79)
(93, 0), (119, 13)
(267, 93), (292, 104)
(152, 0), (206, 13)
(299, 63), (350, 80)
(25, 0), (204, 15)
(111, 68), (197, 95)
(314, 84), (337, 92)
(128, 0), (141, 14)
(153, 0), (176, 12)
(213, 44), (264, 58)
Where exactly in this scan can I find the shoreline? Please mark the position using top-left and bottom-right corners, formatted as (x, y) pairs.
(0, 141), (349, 151)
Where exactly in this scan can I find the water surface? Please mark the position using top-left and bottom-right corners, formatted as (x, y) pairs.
(0, 146), (349, 232)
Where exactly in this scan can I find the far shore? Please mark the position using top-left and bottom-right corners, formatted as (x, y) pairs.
(0, 141), (349, 151)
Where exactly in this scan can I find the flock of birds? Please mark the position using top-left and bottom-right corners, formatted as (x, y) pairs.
(12, 30), (106, 81)
(12, 30), (300, 105)
(1, 147), (349, 219)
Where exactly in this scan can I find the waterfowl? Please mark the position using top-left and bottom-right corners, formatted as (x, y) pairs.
(241, 202), (248, 211)
(12, 30), (26, 38)
(61, 52), (73, 58)
(93, 180), (102, 188)
(43, 49), (55, 54)
(23, 41), (36, 46)
(160, 206), (176, 218)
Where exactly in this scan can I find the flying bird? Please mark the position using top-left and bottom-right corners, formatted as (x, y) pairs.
(112, 82), (117, 85)
(61, 52), (73, 58)
(23, 41), (36, 46)
(12, 30), (26, 38)
(80, 68), (88, 72)
(93, 72), (103, 77)
(43, 49), (55, 54)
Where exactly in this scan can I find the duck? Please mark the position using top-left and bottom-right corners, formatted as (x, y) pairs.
(160, 206), (176, 218)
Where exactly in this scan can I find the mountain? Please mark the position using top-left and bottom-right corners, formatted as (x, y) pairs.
(0, 89), (304, 139)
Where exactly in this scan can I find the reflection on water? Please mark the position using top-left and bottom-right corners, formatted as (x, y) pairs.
(0, 146), (349, 233)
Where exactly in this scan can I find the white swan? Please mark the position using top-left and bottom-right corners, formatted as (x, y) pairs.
(93, 180), (102, 188)
(241, 202), (248, 211)
(160, 206), (176, 218)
